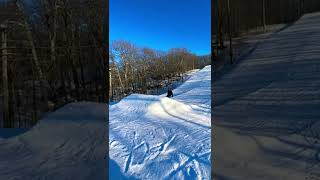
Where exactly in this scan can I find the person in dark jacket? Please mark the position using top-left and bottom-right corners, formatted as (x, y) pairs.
(166, 85), (173, 97)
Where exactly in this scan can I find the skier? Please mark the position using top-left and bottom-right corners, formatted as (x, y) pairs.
(166, 85), (173, 98)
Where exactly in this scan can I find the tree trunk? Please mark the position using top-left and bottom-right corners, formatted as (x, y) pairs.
(21, 17), (44, 81)
(300, 0), (304, 17)
(262, 0), (266, 31)
(32, 66), (37, 126)
(112, 59), (124, 93)
(215, 0), (220, 51)
(227, 0), (233, 64)
(217, 0), (224, 49)
(102, 0), (108, 44)
(109, 68), (112, 101)
(24, 20), (50, 112)
(124, 61), (128, 91)
(1, 25), (10, 128)
(50, 0), (58, 70)
(77, 27), (86, 99)
(70, 24), (81, 100)
(60, 58), (67, 102)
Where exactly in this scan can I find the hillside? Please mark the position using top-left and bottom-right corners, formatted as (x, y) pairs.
(109, 66), (211, 179)
(214, 12), (320, 180)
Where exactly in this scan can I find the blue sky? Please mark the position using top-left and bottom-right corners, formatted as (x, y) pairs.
(110, 0), (211, 56)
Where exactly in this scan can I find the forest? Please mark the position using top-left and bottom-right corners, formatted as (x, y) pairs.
(109, 40), (211, 101)
(0, 0), (108, 128)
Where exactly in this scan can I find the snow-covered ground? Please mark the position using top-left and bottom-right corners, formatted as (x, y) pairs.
(109, 66), (211, 179)
(0, 102), (107, 180)
(214, 12), (320, 180)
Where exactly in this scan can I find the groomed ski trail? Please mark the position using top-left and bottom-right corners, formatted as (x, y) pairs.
(214, 12), (320, 180)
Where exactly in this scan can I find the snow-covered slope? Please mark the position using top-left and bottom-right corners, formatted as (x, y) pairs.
(109, 66), (211, 180)
(214, 12), (320, 180)
(0, 102), (107, 180)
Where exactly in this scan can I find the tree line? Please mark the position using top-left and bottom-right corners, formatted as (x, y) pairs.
(0, 0), (107, 128)
(109, 40), (211, 101)
(212, 0), (320, 63)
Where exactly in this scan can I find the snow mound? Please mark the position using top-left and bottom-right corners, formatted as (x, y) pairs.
(109, 66), (211, 180)
(0, 102), (107, 180)
(114, 94), (210, 128)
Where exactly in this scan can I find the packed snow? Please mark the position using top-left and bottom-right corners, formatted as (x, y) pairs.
(214, 12), (320, 180)
(109, 66), (211, 179)
(0, 102), (107, 180)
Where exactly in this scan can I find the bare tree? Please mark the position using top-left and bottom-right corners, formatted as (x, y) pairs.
(262, 0), (266, 31)
(1, 22), (10, 127)
(227, 0), (233, 64)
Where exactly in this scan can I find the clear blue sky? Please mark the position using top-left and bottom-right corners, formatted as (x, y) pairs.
(110, 0), (211, 56)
